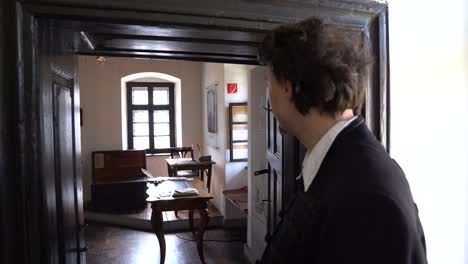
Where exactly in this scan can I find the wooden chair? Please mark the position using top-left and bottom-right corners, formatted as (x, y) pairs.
(169, 146), (194, 159)
(169, 147), (199, 177)
(168, 147), (199, 217)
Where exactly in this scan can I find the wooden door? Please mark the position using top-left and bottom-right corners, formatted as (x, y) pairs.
(53, 73), (80, 264)
(248, 66), (268, 260)
(265, 97), (282, 237)
(252, 69), (300, 243)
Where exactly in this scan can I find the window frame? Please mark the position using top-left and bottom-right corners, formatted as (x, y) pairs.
(126, 81), (175, 154)
(229, 102), (248, 162)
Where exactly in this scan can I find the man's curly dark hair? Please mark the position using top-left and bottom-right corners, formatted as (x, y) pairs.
(258, 17), (370, 115)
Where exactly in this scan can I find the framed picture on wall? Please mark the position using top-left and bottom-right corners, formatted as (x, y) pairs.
(207, 86), (217, 133)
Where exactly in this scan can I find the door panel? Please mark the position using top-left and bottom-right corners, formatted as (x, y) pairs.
(53, 72), (80, 264)
(266, 92), (283, 237)
(247, 66), (268, 261)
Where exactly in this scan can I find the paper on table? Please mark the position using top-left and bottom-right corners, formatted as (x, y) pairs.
(175, 187), (198, 194)
(172, 188), (199, 197)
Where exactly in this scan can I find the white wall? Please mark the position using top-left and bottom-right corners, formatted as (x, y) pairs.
(388, 0), (468, 263)
(79, 56), (203, 203)
(201, 63), (253, 219)
(224, 64), (251, 190)
(223, 64), (253, 220)
(201, 62), (226, 215)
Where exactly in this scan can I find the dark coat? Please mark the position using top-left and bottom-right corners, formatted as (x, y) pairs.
(259, 117), (427, 264)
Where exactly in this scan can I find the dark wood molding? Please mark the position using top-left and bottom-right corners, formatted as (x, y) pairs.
(22, 0), (385, 26)
(15, 4), (43, 263)
(364, 6), (390, 151)
(51, 63), (74, 80)
(1, 1), (23, 263)
(380, 7), (390, 152)
(92, 33), (261, 46)
(77, 50), (259, 65)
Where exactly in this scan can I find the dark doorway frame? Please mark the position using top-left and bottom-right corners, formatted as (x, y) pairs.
(1, 1), (389, 263)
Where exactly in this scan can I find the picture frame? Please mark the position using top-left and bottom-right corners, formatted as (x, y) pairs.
(205, 83), (219, 149)
(207, 86), (217, 133)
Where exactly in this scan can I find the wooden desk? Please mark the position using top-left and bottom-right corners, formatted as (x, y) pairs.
(166, 158), (216, 192)
(147, 179), (213, 264)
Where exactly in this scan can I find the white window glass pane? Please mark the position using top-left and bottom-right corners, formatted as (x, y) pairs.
(132, 110), (149, 122)
(154, 110), (169, 123)
(232, 124), (248, 141)
(154, 123), (170, 136)
(132, 87), (148, 105)
(153, 88), (169, 105)
(154, 136), (170, 148)
(232, 105), (248, 122)
(133, 123), (149, 136)
(133, 137), (149, 150)
(233, 142), (248, 160)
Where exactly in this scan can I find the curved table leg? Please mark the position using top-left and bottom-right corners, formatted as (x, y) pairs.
(207, 167), (212, 193)
(196, 207), (209, 264)
(151, 208), (166, 264)
(189, 209), (195, 235)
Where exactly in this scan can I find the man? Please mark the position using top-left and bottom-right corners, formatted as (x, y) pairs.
(258, 17), (427, 264)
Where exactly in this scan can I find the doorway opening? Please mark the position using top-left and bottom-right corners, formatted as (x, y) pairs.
(77, 55), (258, 264)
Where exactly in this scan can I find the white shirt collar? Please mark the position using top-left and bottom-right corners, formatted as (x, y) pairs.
(300, 116), (358, 192)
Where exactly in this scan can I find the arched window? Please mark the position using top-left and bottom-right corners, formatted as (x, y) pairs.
(121, 72), (182, 152)
(126, 81), (175, 151)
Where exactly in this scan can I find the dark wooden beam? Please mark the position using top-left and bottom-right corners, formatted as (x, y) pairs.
(78, 50), (258, 65)
(94, 38), (257, 56)
(81, 23), (266, 42)
(92, 33), (261, 46)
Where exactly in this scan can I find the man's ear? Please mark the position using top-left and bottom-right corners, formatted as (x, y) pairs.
(283, 80), (294, 100)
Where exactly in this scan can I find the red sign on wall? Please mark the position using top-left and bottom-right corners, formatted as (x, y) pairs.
(227, 83), (238, 94)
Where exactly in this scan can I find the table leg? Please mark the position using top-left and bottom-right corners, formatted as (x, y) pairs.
(167, 163), (172, 177)
(151, 208), (166, 264)
(189, 209), (195, 235)
(196, 207), (209, 264)
(207, 166), (212, 193)
(173, 166), (178, 217)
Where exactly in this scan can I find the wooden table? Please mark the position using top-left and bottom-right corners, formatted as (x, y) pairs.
(146, 178), (213, 264)
(166, 158), (216, 192)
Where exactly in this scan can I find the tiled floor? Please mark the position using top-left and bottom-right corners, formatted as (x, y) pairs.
(86, 222), (250, 264)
